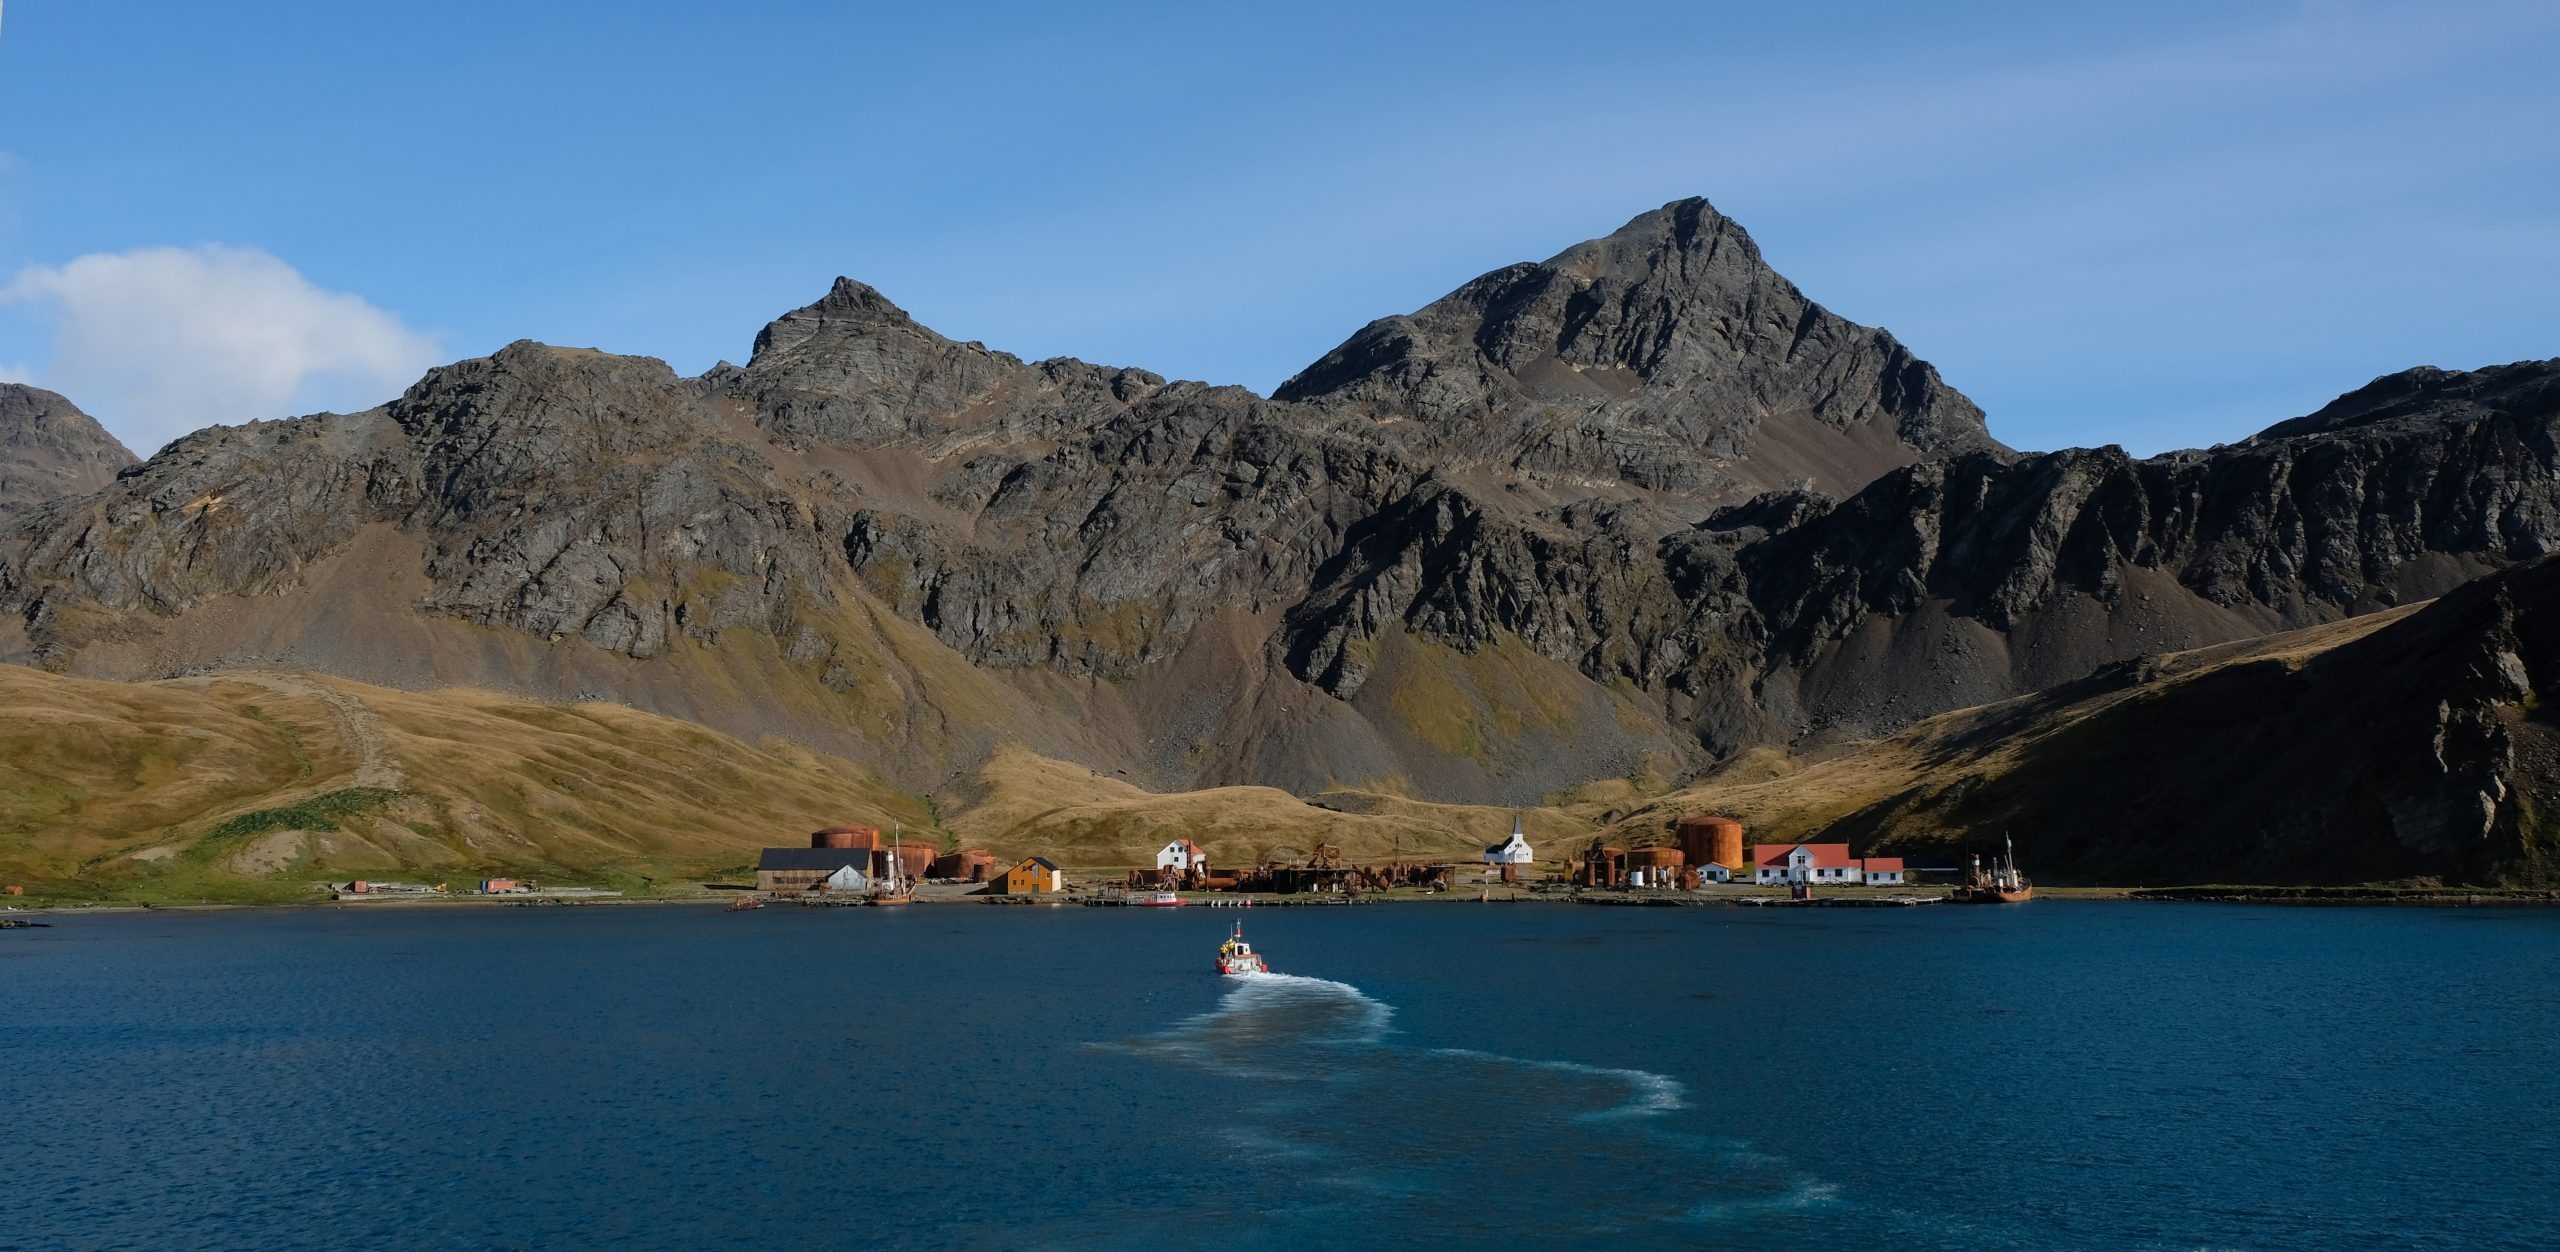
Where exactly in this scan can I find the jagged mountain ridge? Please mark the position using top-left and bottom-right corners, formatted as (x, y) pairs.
(1, 198), (2555, 810)
(0, 384), (136, 517)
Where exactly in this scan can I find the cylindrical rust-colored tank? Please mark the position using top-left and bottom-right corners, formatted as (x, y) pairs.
(930, 849), (997, 882)
(1628, 846), (1686, 871)
(888, 844), (936, 880)
(1678, 816), (1744, 870)
(813, 825), (882, 850)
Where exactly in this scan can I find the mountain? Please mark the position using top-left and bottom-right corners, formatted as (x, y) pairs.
(1, 197), (2555, 819)
(1611, 553), (2560, 886)
(0, 384), (136, 517)
(1275, 197), (2002, 497)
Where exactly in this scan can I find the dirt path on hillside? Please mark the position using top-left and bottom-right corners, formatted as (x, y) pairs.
(239, 673), (407, 791)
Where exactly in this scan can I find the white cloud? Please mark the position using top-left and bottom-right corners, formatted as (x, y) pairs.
(2, 245), (438, 455)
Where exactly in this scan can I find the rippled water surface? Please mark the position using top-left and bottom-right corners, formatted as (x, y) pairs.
(7, 902), (2560, 1250)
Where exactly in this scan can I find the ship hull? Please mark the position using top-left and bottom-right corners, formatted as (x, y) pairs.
(1948, 887), (2034, 904)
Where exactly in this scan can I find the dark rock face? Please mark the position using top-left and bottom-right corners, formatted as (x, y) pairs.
(1274, 358), (2560, 749)
(1279, 198), (2002, 499)
(0, 385), (136, 518)
(1, 196), (2554, 807)
(1855, 553), (2560, 886)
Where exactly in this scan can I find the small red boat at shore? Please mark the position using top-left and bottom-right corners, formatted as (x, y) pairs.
(1215, 921), (1268, 975)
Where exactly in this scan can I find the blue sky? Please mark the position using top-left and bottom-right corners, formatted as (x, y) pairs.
(1, 1), (2554, 457)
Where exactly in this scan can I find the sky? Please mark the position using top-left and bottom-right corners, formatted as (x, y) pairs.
(0, 1), (2554, 459)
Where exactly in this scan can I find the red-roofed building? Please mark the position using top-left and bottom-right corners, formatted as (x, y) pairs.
(1751, 843), (1906, 886)
(1156, 839), (1207, 873)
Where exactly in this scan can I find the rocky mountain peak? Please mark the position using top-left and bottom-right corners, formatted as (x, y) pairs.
(1276, 197), (2001, 500)
(0, 383), (138, 517)
(735, 278), (1045, 448)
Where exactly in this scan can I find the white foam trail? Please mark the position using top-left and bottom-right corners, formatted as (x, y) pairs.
(1428, 1047), (1690, 1121)
(1216, 971), (1395, 1045)
(1683, 1179), (1845, 1224)
(1103, 970), (1398, 1079)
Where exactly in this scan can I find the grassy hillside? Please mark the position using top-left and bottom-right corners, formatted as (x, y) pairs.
(20, 553), (2557, 902)
(1607, 559), (2560, 886)
(950, 745), (1595, 870)
(0, 666), (929, 901)
(0, 666), (1614, 902)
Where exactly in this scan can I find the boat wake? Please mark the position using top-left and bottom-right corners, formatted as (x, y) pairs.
(1100, 970), (1839, 1248)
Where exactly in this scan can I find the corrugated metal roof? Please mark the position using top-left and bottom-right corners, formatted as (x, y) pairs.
(758, 848), (875, 871)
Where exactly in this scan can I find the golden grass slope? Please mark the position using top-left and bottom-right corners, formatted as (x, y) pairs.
(1, 664), (1614, 901)
(949, 745), (1591, 869)
(0, 663), (928, 900)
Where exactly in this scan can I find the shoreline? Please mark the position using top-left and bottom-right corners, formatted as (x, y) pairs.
(11, 881), (2559, 916)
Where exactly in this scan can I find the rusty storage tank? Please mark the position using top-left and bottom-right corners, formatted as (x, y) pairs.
(930, 849), (997, 882)
(1677, 816), (1745, 870)
(1627, 846), (1686, 871)
(813, 825), (882, 850)
(1577, 844), (1627, 888)
(888, 843), (937, 880)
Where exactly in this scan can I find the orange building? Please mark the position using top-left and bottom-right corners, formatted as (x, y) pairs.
(1000, 856), (1063, 894)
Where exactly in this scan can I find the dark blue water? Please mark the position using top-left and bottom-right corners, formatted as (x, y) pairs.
(6, 902), (2559, 1250)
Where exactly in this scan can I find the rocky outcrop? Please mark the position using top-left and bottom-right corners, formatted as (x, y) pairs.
(0, 385), (135, 517)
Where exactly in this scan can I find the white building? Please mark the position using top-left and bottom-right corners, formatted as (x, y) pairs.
(821, 863), (869, 893)
(1750, 843), (1904, 886)
(1156, 839), (1207, 873)
(1483, 815), (1535, 865)
(1699, 862), (1733, 883)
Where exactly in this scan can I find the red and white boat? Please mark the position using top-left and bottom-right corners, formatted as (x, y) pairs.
(1215, 921), (1268, 975)
(1136, 890), (1186, 907)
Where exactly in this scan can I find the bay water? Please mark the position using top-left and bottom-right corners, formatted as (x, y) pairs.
(7, 901), (2558, 1250)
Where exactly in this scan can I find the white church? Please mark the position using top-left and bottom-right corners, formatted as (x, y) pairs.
(1483, 815), (1534, 866)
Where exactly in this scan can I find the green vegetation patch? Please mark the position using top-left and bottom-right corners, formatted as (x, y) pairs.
(195, 787), (404, 857)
